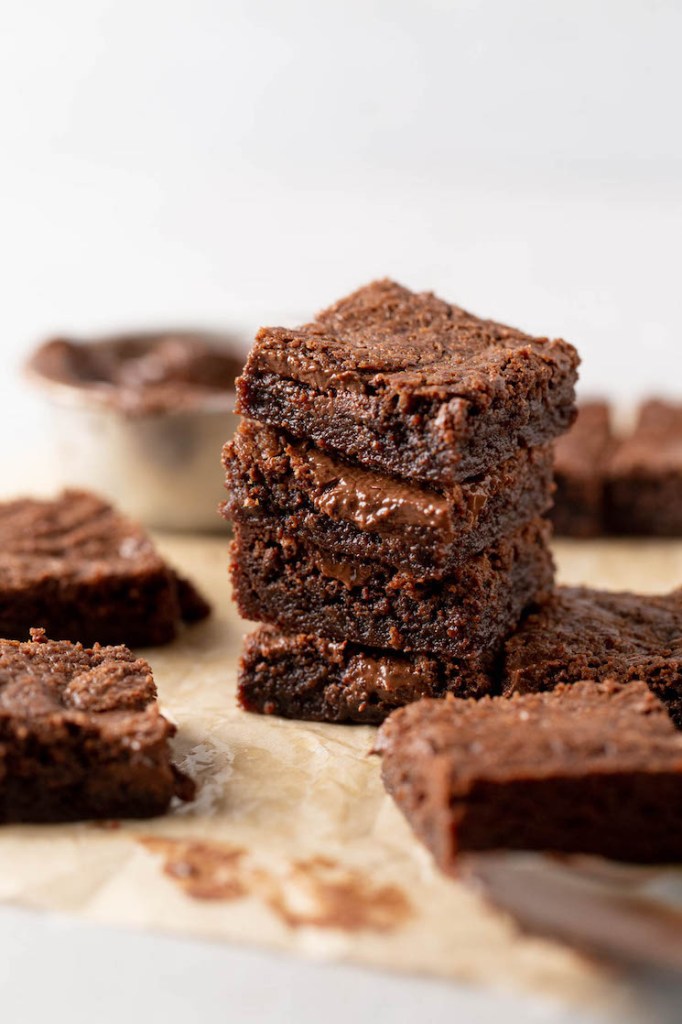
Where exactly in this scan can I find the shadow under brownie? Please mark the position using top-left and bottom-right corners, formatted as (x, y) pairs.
(237, 279), (578, 487)
(0, 490), (210, 647)
(224, 419), (555, 577)
(0, 628), (192, 822)
(231, 514), (554, 658)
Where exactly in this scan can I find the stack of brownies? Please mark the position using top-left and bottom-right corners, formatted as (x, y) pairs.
(224, 280), (579, 723)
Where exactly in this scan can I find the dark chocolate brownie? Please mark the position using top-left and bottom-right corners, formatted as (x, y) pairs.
(502, 585), (682, 726)
(0, 628), (192, 822)
(376, 681), (682, 864)
(223, 420), (555, 577)
(0, 490), (210, 647)
(238, 625), (495, 724)
(551, 402), (615, 537)
(607, 400), (682, 535)
(237, 280), (579, 486)
(231, 515), (553, 657)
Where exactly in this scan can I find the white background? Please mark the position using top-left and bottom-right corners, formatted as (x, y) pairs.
(1, 0), (682, 435)
(1, 2), (681, 1021)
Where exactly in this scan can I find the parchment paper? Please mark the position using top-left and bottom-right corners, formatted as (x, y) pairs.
(1, 535), (682, 1007)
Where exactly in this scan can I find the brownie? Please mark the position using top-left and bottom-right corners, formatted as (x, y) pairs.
(376, 680), (682, 865)
(0, 628), (192, 822)
(0, 490), (210, 647)
(607, 400), (682, 535)
(236, 279), (579, 486)
(224, 420), (555, 577)
(551, 401), (615, 537)
(231, 515), (553, 657)
(238, 624), (495, 724)
(502, 585), (682, 726)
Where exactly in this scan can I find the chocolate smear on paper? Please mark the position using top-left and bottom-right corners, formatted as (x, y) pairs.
(140, 838), (412, 933)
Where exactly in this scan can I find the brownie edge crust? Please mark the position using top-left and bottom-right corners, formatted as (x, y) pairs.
(0, 629), (192, 823)
(551, 402), (614, 538)
(607, 400), (682, 536)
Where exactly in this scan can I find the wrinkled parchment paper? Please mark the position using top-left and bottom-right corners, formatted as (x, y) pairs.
(1, 535), (682, 1007)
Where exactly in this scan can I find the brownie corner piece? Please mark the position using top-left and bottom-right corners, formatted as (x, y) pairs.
(0, 489), (210, 646)
(237, 625), (495, 724)
(0, 628), (193, 822)
(376, 680), (682, 865)
(237, 279), (579, 484)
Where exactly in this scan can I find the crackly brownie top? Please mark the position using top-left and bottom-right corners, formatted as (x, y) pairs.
(504, 585), (682, 679)
(376, 680), (682, 783)
(247, 279), (578, 403)
(610, 400), (682, 475)
(0, 628), (168, 741)
(0, 490), (168, 587)
(554, 402), (614, 477)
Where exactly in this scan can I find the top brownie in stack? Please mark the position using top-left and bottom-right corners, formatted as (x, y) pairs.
(236, 279), (579, 486)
